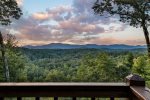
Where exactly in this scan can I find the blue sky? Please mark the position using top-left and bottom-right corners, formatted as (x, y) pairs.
(1, 0), (148, 46)
(23, 0), (73, 14)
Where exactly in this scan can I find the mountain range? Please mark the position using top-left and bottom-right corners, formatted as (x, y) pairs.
(23, 43), (146, 50)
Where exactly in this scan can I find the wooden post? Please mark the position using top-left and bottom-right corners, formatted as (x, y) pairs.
(125, 74), (145, 86)
(125, 74), (146, 100)
(72, 97), (76, 100)
(17, 97), (22, 100)
(91, 97), (95, 100)
(110, 97), (114, 100)
(35, 97), (40, 100)
(54, 97), (58, 100)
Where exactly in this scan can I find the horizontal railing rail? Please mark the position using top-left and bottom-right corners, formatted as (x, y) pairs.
(130, 86), (150, 100)
(0, 74), (149, 100)
(0, 83), (129, 99)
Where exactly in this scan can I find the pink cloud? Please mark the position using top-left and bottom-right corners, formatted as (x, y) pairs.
(32, 13), (49, 21)
(11, 0), (132, 46)
(16, 0), (23, 6)
(31, 6), (73, 22)
(57, 20), (104, 34)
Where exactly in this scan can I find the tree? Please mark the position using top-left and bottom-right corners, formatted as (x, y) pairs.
(0, 0), (22, 81)
(0, 34), (28, 82)
(132, 55), (150, 81)
(45, 69), (65, 82)
(92, 0), (150, 56)
(6, 48), (28, 82)
(76, 53), (117, 82)
(4, 34), (18, 49)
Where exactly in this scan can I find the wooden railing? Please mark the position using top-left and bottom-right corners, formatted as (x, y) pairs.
(0, 74), (149, 100)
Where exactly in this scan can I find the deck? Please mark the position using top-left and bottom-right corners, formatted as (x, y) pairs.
(0, 74), (149, 100)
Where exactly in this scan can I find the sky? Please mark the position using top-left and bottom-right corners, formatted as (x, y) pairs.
(1, 0), (149, 46)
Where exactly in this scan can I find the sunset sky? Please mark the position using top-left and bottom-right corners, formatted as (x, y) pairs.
(1, 0), (149, 46)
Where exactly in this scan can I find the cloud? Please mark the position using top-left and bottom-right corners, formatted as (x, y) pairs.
(16, 0), (23, 6)
(10, 0), (130, 46)
(32, 13), (49, 21)
(73, 0), (111, 24)
(13, 17), (51, 41)
(31, 6), (73, 22)
(56, 20), (105, 34)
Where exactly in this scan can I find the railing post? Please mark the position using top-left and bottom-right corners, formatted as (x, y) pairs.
(72, 97), (76, 100)
(91, 97), (95, 100)
(35, 97), (40, 100)
(17, 97), (22, 100)
(125, 74), (145, 100)
(110, 97), (114, 100)
(54, 97), (58, 100)
(125, 74), (145, 86)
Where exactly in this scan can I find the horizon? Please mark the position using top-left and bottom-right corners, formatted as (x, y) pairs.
(22, 42), (146, 47)
(1, 0), (149, 46)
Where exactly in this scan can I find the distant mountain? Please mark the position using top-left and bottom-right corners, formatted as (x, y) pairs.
(23, 43), (146, 50)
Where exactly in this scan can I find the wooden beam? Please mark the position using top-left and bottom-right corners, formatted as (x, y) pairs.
(130, 86), (150, 100)
(0, 83), (129, 97)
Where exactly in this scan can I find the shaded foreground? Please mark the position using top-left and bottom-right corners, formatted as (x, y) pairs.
(0, 75), (150, 100)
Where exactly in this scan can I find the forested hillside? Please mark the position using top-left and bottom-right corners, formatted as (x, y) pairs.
(1, 46), (150, 87)
(1, 47), (149, 85)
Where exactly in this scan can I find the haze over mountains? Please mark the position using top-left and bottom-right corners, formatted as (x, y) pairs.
(23, 43), (146, 50)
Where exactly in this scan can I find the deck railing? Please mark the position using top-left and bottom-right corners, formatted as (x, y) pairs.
(0, 74), (150, 100)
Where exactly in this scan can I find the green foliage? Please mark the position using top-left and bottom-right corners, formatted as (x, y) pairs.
(115, 53), (134, 80)
(0, 0), (22, 81)
(19, 48), (145, 82)
(7, 50), (27, 81)
(45, 69), (66, 82)
(92, 0), (150, 27)
(76, 53), (117, 82)
(0, 48), (28, 81)
(132, 55), (150, 80)
(1, 47), (149, 83)
(25, 64), (45, 82)
(0, 0), (22, 25)
(132, 55), (150, 87)
(92, 0), (150, 57)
